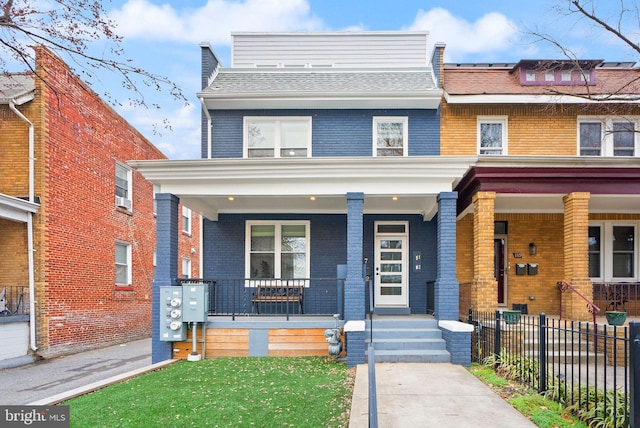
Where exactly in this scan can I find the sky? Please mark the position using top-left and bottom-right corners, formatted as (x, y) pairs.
(84, 0), (640, 159)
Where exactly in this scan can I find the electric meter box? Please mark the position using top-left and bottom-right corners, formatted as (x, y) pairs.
(182, 283), (209, 322)
(159, 286), (186, 341)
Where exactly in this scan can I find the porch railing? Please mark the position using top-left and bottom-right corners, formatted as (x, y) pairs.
(0, 286), (29, 316)
(177, 278), (345, 320)
(558, 281), (601, 325)
(593, 282), (640, 316)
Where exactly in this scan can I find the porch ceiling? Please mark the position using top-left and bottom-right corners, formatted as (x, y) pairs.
(129, 156), (475, 221)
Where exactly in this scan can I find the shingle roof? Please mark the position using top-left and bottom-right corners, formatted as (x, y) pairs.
(444, 64), (640, 97)
(0, 74), (35, 102)
(200, 68), (438, 97)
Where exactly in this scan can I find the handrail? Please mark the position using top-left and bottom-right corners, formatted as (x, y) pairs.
(557, 281), (600, 325)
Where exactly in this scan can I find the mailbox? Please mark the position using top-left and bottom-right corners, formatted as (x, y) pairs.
(528, 263), (538, 275)
(515, 264), (527, 275)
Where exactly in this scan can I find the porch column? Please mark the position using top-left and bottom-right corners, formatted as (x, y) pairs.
(471, 192), (497, 313)
(152, 193), (180, 363)
(435, 192), (459, 320)
(562, 192), (592, 321)
(345, 192), (365, 367)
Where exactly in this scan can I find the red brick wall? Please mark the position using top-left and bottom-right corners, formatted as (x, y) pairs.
(16, 46), (201, 358)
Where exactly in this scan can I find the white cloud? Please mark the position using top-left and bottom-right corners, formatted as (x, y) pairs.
(110, 0), (324, 46)
(407, 8), (520, 62)
(119, 102), (201, 159)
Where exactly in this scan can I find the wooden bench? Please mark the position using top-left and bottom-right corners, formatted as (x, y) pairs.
(251, 284), (304, 314)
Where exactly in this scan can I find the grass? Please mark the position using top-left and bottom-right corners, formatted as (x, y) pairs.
(62, 357), (354, 428)
(470, 364), (588, 428)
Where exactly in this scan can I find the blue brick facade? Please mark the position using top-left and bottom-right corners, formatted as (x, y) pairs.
(434, 192), (460, 321)
(440, 323), (472, 366)
(209, 109), (440, 158)
(152, 193), (180, 363)
(345, 193), (366, 367)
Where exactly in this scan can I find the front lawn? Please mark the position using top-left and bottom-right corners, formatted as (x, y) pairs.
(63, 357), (354, 427)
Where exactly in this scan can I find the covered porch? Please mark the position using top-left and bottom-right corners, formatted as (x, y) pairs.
(131, 156), (473, 366)
(455, 157), (640, 321)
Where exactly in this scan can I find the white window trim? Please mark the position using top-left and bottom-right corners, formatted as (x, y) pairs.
(244, 220), (311, 284)
(243, 116), (312, 158)
(589, 221), (638, 282)
(372, 117), (408, 157)
(182, 206), (192, 235)
(181, 257), (192, 279)
(578, 116), (639, 157)
(115, 240), (132, 286)
(115, 162), (133, 210)
(477, 116), (508, 155)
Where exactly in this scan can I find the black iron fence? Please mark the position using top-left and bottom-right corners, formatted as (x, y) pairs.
(0, 286), (29, 316)
(177, 278), (344, 320)
(467, 309), (633, 427)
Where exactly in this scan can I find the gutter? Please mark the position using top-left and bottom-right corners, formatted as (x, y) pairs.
(8, 100), (38, 353)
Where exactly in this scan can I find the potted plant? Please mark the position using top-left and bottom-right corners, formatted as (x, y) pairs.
(605, 311), (627, 326)
(502, 310), (521, 325)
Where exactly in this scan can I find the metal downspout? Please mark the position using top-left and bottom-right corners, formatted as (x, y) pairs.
(9, 100), (38, 352)
(199, 96), (212, 159)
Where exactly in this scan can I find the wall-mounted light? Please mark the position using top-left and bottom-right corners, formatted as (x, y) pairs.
(529, 242), (537, 256)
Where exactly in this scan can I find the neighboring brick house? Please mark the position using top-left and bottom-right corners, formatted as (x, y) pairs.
(0, 46), (199, 365)
(132, 32), (475, 367)
(441, 58), (640, 321)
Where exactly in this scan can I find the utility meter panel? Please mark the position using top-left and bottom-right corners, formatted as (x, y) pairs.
(159, 286), (187, 341)
(182, 283), (209, 322)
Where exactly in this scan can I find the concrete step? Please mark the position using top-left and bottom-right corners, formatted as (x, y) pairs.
(367, 318), (438, 329)
(366, 348), (451, 363)
(370, 328), (444, 340)
(367, 338), (447, 351)
(364, 317), (451, 363)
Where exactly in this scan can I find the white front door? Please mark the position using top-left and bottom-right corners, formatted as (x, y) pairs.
(374, 222), (409, 307)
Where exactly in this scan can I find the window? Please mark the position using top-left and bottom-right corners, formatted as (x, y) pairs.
(525, 70), (536, 82)
(115, 162), (132, 209)
(579, 117), (638, 157)
(545, 71), (555, 82)
(588, 226), (602, 278)
(181, 258), (192, 279)
(246, 221), (309, 280)
(373, 117), (408, 156)
(478, 117), (507, 155)
(561, 70), (572, 82)
(589, 222), (637, 281)
(182, 206), (192, 234)
(244, 117), (311, 158)
(115, 241), (131, 286)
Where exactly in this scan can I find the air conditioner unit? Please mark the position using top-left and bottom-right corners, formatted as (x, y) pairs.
(115, 196), (132, 210)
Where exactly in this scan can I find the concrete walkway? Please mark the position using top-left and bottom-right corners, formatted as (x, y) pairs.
(349, 362), (536, 428)
(0, 338), (155, 405)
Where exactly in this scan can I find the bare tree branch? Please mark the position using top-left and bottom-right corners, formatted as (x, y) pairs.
(0, 0), (187, 131)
